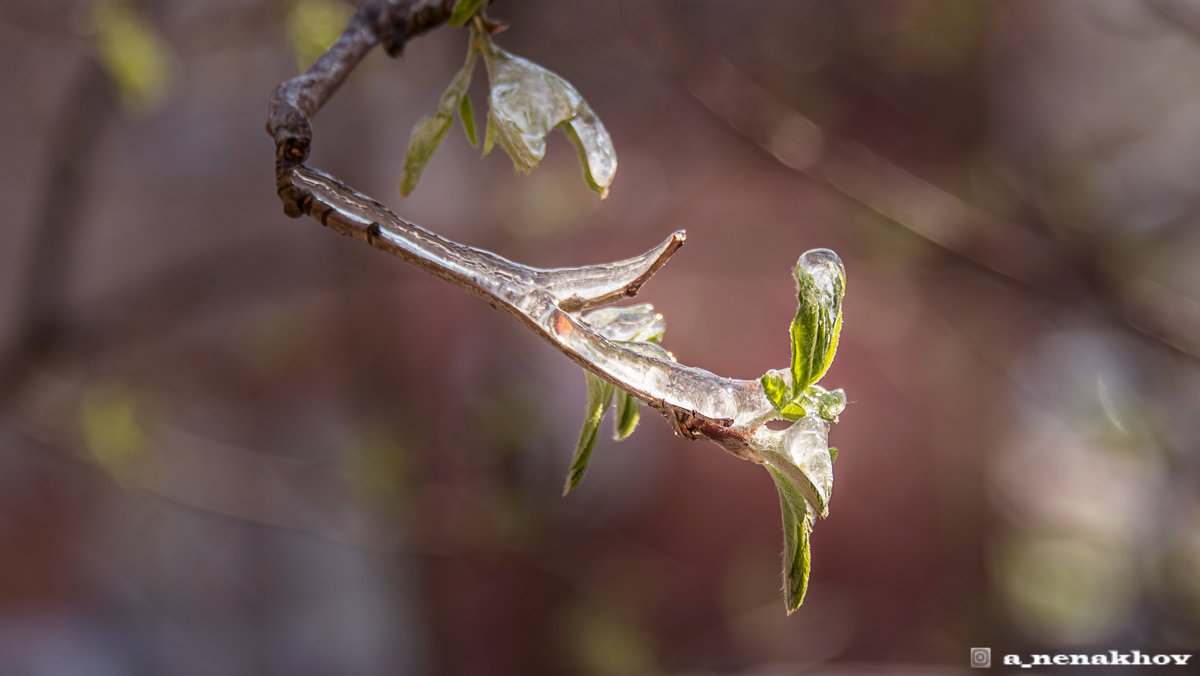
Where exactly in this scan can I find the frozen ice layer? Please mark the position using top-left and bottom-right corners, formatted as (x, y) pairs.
(783, 415), (833, 508)
(796, 248), (846, 300)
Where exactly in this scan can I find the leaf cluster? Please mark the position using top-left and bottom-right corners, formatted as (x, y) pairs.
(401, 2), (617, 198)
(756, 249), (848, 612)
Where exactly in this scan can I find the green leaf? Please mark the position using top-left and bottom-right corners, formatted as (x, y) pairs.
(479, 36), (617, 197)
(448, 0), (486, 27)
(829, 447), (839, 463)
(564, 372), (615, 496)
(400, 114), (454, 196)
(767, 466), (813, 613)
(789, 250), (845, 390)
(761, 370), (791, 410)
(459, 94), (478, 147)
(613, 390), (640, 440)
(760, 369), (807, 420)
(400, 45), (477, 195)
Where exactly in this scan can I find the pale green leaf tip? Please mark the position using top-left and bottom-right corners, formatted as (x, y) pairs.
(564, 372), (614, 497)
(459, 95), (478, 147)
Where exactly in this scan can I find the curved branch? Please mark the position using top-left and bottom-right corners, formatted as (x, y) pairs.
(265, 0), (788, 464)
(287, 166), (776, 461)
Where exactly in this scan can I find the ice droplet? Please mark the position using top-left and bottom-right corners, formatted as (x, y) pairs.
(796, 248), (845, 300)
(783, 415), (833, 507)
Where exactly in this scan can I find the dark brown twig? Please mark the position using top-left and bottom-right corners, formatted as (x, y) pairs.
(266, 0), (454, 216)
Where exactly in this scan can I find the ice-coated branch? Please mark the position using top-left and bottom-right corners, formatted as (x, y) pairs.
(287, 166), (778, 462)
(267, 0), (844, 612)
(265, 0), (785, 462)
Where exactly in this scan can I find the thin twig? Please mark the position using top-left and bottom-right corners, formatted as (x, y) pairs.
(267, 0), (454, 216)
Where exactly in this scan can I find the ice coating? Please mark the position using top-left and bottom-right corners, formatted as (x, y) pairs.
(783, 416), (833, 508)
(750, 414), (833, 516)
(582, 304), (665, 342)
(564, 110), (617, 192)
(541, 305), (771, 427)
(290, 165), (778, 438)
(796, 248), (846, 301)
(486, 47), (576, 167)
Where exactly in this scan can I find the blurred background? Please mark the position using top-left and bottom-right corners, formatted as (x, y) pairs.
(2, 0), (1200, 673)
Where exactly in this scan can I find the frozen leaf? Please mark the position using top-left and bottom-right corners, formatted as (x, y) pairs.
(480, 38), (617, 197)
(564, 371), (615, 495)
(613, 390), (640, 440)
(401, 45), (477, 195)
(790, 249), (845, 390)
(783, 416), (834, 509)
(448, 0), (486, 27)
(560, 116), (618, 199)
(757, 415), (832, 516)
(581, 304), (665, 343)
(768, 466), (813, 613)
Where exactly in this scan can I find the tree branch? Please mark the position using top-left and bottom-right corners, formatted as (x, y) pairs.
(264, 0), (795, 463)
(267, 0), (454, 216)
(288, 166), (775, 462)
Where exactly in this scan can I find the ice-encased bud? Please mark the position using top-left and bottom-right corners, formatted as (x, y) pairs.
(796, 249), (845, 301)
(581, 304), (665, 342)
(783, 415), (833, 508)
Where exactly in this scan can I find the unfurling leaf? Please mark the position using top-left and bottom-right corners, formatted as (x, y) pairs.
(480, 38), (617, 197)
(767, 466), (813, 613)
(789, 249), (845, 390)
(564, 372), (614, 495)
(448, 0), (487, 27)
(760, 369), (806, 421)
(400, 45), (478, 195)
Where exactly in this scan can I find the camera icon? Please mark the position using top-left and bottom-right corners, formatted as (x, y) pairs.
(970, 647), (992, 668)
